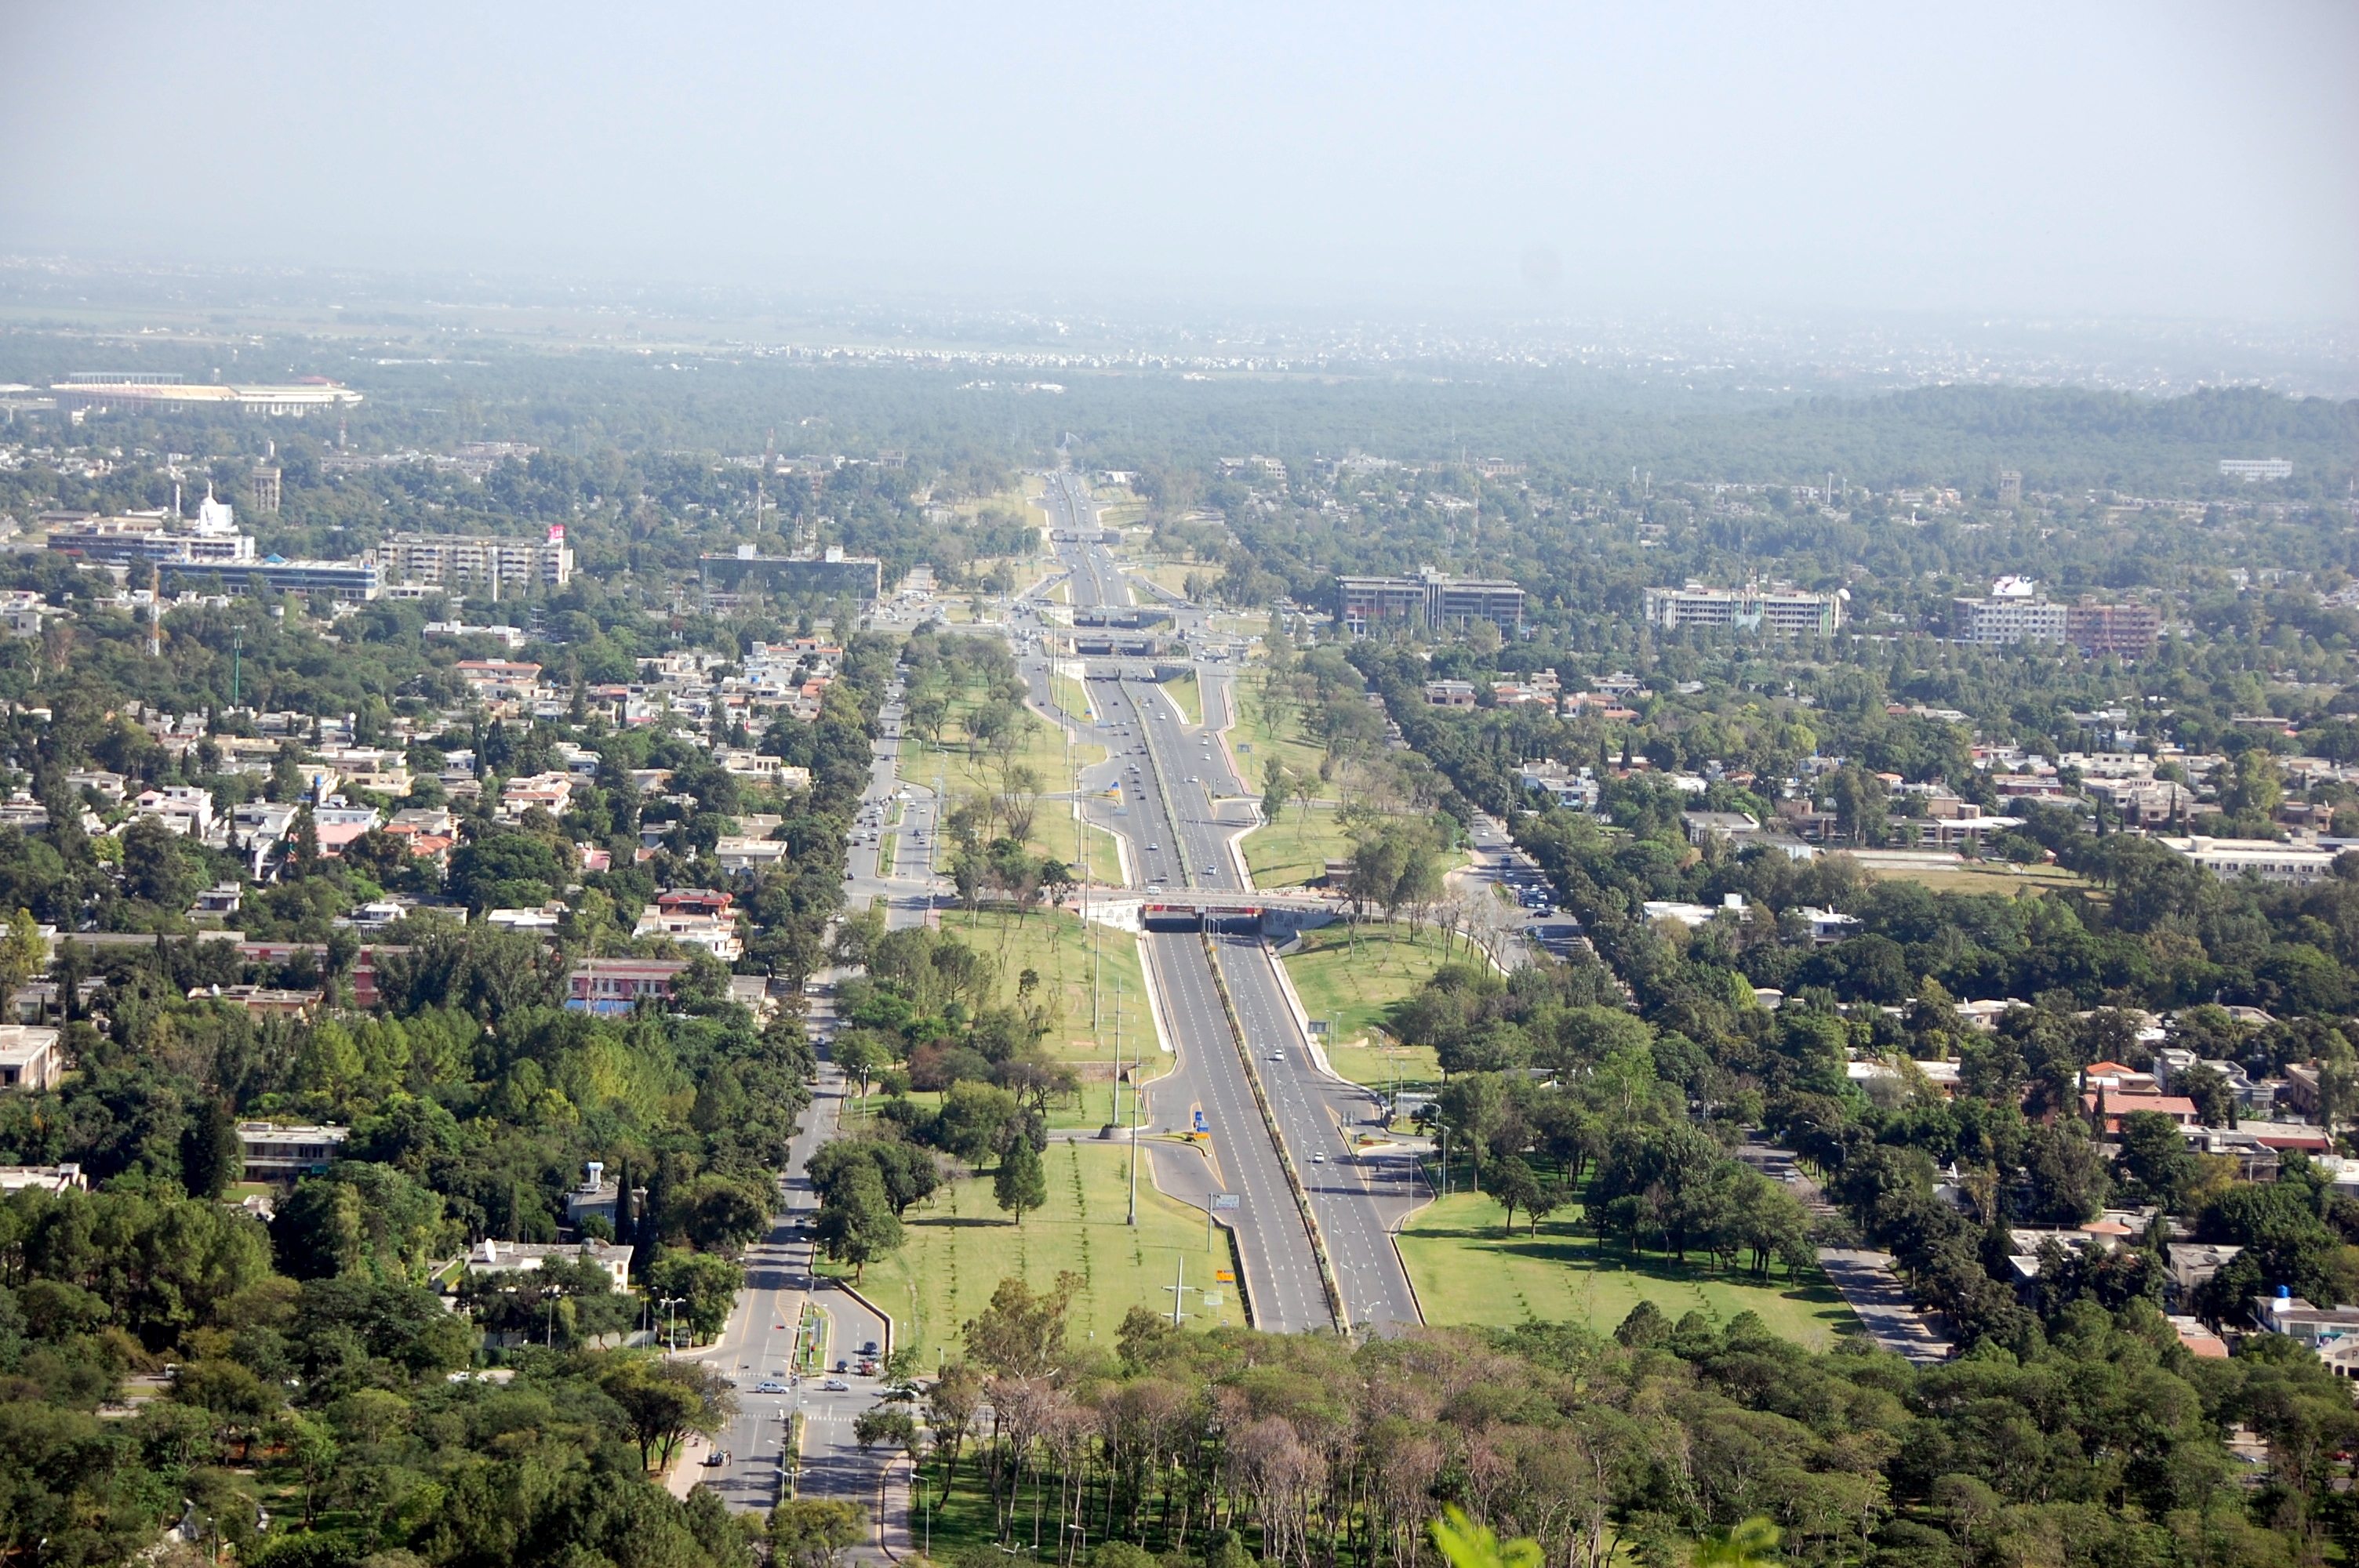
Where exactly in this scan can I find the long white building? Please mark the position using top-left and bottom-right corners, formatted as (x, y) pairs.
(1645, 583), (1844, 636)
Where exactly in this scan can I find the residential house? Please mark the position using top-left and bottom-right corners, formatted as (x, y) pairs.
(567, 958), (692, 1014)
(0, 1163), (85, 1195)
(0, 1026), (64, 1091)
(236, 1122), (349, 1178)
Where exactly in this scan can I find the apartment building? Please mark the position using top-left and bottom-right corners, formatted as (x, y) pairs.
(1953, 594), (2069, 645)
(373, 528), (574, 592)
(2065, 600), (2161, 658)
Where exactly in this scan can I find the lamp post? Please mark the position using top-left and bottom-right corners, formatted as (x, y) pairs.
(659, 1295), (684, 1352)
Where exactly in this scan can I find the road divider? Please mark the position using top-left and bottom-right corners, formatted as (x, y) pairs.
(1201, 931), (1347, 1333)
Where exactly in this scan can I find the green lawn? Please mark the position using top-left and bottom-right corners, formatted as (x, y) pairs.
(903, 692), (1107, 869)
(1242, 804), (1355, 888)
(824, 1141), (1238, 1361)
(1161, 671), (1202, 725)
(1397, 1190), (1859, 1348)
(933, 905), (1152, 1072)
(1282, 921), (1458, 1051)
(1861, 860), (2092, 896)
(1227, 672), (1331, 786)
(1119, 559), (1197, 600)
(1051, 672), (1094, 725)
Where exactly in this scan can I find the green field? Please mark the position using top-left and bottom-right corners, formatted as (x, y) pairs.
(1242, 803), (1355, 888)
(823, 1141), (1238, 1362)
(1227, 670), (1331, 785)
(933, 905), (1152, 1070)
(903, 691), (1107, 869)
(1161, 671), (1202, 725)
(1051, 671), (1093, 725)
(1859, 859), (2092, 896)
(1282, 921), (1457, 1051)
(1120, 559), (1197, 599)
(1397, 1190), (1858, 1348)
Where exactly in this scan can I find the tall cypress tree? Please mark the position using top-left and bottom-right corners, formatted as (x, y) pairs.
(614, 1158), (635, 1254)
(180, 1098), (243, 1200)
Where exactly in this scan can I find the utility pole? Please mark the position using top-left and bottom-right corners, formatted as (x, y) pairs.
(1123, 974), (1139, 1225)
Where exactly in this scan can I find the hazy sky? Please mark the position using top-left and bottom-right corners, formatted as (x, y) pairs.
(4, 2), (2354, 321)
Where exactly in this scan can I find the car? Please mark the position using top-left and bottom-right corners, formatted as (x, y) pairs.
(1147, 843), (1160, 851)
(702, 1450), (729, 1466)
(822, 1377), (850, 1392)
(1205, 865), (1217, 875)
(756, 1380), (787, 1394)
(1311, 1152), (1325, 1164)
(834, 1359), (849, 1373)
(860, 1340), (880, 1356)
(1269, 1048), (1285, 1061)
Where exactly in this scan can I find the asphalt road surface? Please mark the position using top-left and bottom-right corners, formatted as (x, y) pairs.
(1015, 471), (1425, 1332)
(695, 677), (938, 1532)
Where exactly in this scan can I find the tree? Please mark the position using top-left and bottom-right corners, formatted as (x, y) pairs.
(0, 907), (46, 998)
(2117, 1109), (2193, 1207)
(122, 815), (198, 911)
(1489, 1156), (1544, 1236)
(643, 1248), (747, 1342)
(832, 1030), (890, 1103)
(994, 1138), (1047, 1225)
(770, 1499), (866, 1568)
(962, 1272), (1078, 1377)
(180, 1097), (244, 1200)
(598, 1355), (738, 1472)
(814, 1165), (904, 1283)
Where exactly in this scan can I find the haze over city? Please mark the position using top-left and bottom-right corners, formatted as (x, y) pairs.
(4, 10), (2359, 1568)
(3, 2), (2355, 325)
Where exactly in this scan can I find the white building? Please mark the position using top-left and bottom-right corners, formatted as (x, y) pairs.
(1952, 579), (2070, 646)
(1645, 583), (1845, 637)
(2154, 835), (2343, 885)
(456, 1236), (634, 1293)
(0, 1163), (85, 1194)
(0, 1026), (64, 1092)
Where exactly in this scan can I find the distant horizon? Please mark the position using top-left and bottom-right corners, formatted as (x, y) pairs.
(3, 249), (2354, 402)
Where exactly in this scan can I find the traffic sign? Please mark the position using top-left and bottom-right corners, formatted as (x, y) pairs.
(1212, 1194), (1240, 1210)
(1192, 1109), (1208, 1134)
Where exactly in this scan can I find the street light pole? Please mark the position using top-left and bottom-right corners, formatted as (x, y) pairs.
(1123, 974), (1139, 1225)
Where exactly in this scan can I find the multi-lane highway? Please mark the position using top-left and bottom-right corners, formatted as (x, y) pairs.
(1021, 470), (1427, 1333)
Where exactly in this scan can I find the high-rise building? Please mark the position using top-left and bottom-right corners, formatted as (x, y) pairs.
(1997, 470), (2022, 507)
(1644, 584), (1843, 637)
(250, 463), (281, 514)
